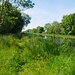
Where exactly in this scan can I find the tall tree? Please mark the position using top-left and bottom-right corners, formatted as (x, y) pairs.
(44, 21), (61, 34)
(0, 0), (34, 34)
(44, 23), (51, 33)
(51, 21), (61, 34)
(61, 13), (75, 35)
(0, 1), (31, 34)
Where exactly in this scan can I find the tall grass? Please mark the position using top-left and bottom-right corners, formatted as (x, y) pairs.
(0, 34), (75, 75)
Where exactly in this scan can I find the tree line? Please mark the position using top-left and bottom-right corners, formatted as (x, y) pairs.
(0, 0), (75, 35)
(26, 13), (75, 35)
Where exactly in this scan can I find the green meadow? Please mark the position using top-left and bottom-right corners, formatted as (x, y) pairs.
(0, 34), (75, 75)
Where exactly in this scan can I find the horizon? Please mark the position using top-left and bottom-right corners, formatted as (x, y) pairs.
(22, 0), (75, 31)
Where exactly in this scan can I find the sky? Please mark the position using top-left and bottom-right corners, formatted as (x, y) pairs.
(22, 0), (75, 31)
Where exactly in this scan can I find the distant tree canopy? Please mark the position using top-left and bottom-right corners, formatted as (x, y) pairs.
(25, 26), (45, 33)
(44, 13), (75, 35)
(51, 21), (61, 34)
(26, 13), (75, 35)
(44, 21), (61, 34)
(44, 23), (51, 32)
(0, 0), (34, 34)
(61, 13), (75, 35)
(37, 26), (44, 33)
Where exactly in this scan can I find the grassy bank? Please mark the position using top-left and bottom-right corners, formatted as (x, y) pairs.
(0, 34), (75, 75)
(25, 32), (75, 38)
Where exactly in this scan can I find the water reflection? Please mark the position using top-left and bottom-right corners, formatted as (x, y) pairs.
(40, 35), (75, 50)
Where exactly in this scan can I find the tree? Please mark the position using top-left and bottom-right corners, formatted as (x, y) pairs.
(0, 0), (34, 9)
(37, 26), (45, 33)
(61, 13), (75, 35)
(0, 0), (34, 34)
(0, 1), (31, 34)
(51, 21), (61, 34)
(31, 28), (37, 33)
(44, 23), (51, 33)
(44, 21), (61, 34)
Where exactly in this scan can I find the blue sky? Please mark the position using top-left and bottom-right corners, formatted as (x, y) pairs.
(23, 0), (75, 30)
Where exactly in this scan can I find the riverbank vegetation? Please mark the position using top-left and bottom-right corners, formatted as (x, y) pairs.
(0, 34), (75, 75)
(0, 0), (75, 75)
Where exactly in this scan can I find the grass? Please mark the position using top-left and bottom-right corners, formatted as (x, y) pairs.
(0, 34), (75, 75)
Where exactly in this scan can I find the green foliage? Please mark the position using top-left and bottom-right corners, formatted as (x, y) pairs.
(61, 13), (75, 35)
(14, 0), (34, 9)
(32, 28), (37, 33)
(0, 34), (75, 75)
(0, 0), (34, 9)
(37, 26), (45, 33)
(44, 23), (51, 32)
(51, 21), (61, 34)
(0, 1), (31, 34)
(25, 26), (45, 33)
(44, 21), (61, 34)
